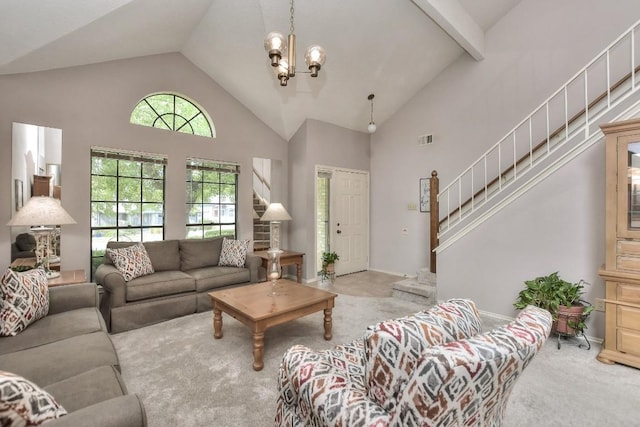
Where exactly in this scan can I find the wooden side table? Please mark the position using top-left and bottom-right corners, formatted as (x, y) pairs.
(11, 257), (60, 271)
(253, 250), (304, 283)
(47, 269), (87, 287)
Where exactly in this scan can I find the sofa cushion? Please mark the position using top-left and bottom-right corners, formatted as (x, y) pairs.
(0, 370), (67, 424)
(363, 298), (482, 412)
(126, 271), (195, 302)
(179, 237), (223, 271)
(0, 307), (105, 355)
(219, 238), (250, 267)
(187, 266), (251, 292)
(107, 243), (155, 281)
(0, 332), (119, 387)
(0, 268), (49, 336)
(44, 366), (127, 413)
(142, 240), (181, 271)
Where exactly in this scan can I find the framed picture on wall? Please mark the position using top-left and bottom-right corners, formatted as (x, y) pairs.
(14, 179), (23, 211)
(420, 178), (430, 212)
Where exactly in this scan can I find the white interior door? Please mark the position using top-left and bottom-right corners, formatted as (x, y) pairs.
(331, 169), (369, 276)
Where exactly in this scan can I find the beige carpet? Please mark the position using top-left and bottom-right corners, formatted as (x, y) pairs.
(111, 272), (640, 426)
(307, 270), (398, 297)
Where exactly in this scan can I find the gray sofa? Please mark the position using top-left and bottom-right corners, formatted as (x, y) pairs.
(0, 283), (146, 426)
(95, 237), (261, 333)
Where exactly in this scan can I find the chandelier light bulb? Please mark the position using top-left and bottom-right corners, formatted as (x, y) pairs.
(264, 32), (287, 67)
(368, 122), (377, 133)
(277, 59), (289, 86)
(305, 45), (326, 77)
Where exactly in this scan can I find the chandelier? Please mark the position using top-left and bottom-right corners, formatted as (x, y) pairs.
(264, 0), (326, 87)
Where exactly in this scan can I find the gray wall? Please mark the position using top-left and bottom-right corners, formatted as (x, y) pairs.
(369, 0), (640, 335)
(0, 53), (288, 272)
(288, 119), (370, 281)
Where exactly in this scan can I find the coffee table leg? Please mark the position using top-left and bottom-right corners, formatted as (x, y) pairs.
(324, 308), (333, 340)
(253, 332), (265, 371)
(213, 308), (223, 339)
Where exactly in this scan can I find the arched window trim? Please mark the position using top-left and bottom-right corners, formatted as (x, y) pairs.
(130, 92), (216, 138)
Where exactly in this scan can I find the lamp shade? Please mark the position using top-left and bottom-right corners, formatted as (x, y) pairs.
(260, 203), (292, 222)
(7, 196), (76, 227)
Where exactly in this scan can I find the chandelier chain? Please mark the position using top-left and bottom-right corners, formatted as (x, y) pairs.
(289, 0), (295, 35)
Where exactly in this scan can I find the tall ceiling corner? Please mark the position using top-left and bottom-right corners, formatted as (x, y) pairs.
(410, 0), (485, 61)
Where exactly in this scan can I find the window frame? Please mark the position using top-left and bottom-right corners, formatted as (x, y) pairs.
(130, 92), (215, 138)
(90, 148), (167, 278)
(185, 158), (239, 240)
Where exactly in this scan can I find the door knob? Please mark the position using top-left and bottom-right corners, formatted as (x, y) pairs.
(337, 230), (342, 234)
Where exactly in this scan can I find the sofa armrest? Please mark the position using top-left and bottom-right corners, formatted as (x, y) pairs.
(45, 394), (146, 427)
(245, 253), (261, 283)
(48, 283), (99, 315)
(95, 264), (127, 307)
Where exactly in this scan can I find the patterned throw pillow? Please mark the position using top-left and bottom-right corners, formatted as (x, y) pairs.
(0, 371), (67, 424)
(218, 238), (250, 267)
(107, 243), (154, 281)
(0, 268), (49, 337)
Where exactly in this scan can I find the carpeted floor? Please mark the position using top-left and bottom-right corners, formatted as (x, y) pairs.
(111, 273), (640, 426)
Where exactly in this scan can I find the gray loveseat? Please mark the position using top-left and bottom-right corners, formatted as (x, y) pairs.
(95, 237), (261, 333)
(0, 283), (146, 426)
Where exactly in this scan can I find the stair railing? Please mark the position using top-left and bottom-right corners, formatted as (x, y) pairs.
(252, 166), (271, 206)
(438, 19), (640, 244)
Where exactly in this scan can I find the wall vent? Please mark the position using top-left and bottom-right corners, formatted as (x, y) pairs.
(418, 134), (433, 146)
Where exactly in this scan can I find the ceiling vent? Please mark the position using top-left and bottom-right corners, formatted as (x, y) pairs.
(418, 134), (433, 146)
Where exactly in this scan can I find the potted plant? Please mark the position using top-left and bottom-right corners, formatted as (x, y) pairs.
(513, 272), (594, 336)
(320, 251), (339, 281)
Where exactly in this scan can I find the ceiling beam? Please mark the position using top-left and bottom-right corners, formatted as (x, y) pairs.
(411, 0), (485, 61)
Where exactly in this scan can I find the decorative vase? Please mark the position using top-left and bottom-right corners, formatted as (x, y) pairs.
(267, 249), (282, 296)
(554, 304), (586, 336)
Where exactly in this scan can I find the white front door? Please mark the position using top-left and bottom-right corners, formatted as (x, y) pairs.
(331, 169), (369, 276)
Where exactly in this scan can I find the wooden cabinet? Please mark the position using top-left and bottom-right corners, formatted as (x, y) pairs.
(598, 119), (640, 369)
(32, 175), (52, 197)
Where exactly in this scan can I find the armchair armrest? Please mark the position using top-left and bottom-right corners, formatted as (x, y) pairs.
(94, 264), (127, 307)
(245, 253), (261, 283)
(363, 299), (482, 412)
(48, 284), (99, 315)
(45, 394), (146, 427)
(276, 342), (391, 427)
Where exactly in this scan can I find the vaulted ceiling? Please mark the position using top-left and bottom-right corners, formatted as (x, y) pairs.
(0, 0), (521, 140)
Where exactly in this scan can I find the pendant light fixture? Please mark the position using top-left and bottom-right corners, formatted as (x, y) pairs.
(264, 0), (326, 87)
(367, 94), (377, 133)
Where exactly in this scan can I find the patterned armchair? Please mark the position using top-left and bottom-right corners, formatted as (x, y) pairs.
(275, 299), (552, 427)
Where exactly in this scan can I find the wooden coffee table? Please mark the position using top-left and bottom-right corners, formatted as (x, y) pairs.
(208, 279), (337, 371)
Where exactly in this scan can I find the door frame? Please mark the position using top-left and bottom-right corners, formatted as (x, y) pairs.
(314, 164), (370, 279)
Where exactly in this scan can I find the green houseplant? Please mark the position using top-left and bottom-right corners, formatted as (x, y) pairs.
(513, 272), (594, 336)
(320, 251), (340, 280)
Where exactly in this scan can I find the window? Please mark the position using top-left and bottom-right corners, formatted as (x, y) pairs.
(130, 93), (215, 138)
(186, 158), (239, 239)
(90, 148), (166, 277)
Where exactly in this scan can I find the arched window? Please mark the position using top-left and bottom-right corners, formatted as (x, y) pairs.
(130, 93), (215, 138)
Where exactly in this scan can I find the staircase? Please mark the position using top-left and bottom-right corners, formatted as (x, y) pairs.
(431, 18), (640, 257)
(253, 191), (270, 251)
(392, 268), (437, 306)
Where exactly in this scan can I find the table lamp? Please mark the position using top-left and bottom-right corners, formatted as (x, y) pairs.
(260, 202), (291, 251)
(7, 196), (76, 278)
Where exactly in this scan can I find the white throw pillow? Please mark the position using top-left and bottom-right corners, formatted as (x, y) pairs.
(107, 243), (154, 281)
(218, 238), (250, 267)
(0, 268), (49, 336)
(0, 370), (67, 425)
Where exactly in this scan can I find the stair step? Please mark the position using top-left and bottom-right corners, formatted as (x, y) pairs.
(392, 279), (436, 306)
